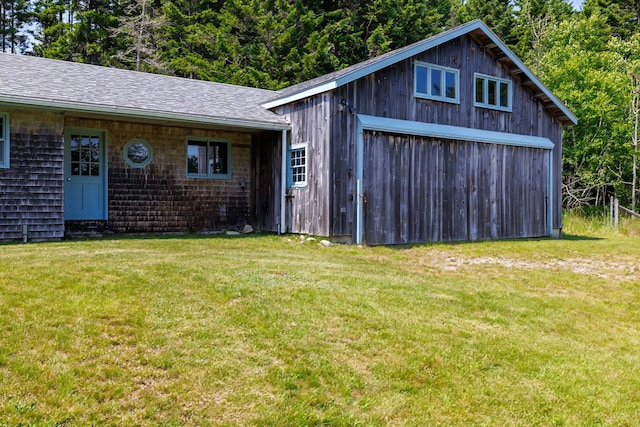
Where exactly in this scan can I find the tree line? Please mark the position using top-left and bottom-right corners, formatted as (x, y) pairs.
(1, 0), (639, 211)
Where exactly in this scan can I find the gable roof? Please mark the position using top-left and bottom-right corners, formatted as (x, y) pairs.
(0, 53), (289, 131)
(263, 20), (577, 126)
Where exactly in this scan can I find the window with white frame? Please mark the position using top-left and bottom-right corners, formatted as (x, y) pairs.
(414, 61), (459, 103)
(186, 138), (231, 178)
(288, 143), (307, 187)
(474, 73), (512, 111)
(0, 113), (8, 168)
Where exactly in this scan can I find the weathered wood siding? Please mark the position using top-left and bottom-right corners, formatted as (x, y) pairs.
(251, 131), (282, 232)
(276, 94), (332, 236)
(0, 109), (64, 241)
(65, 117), (253, 233)
(322, 33), (564, 242)
(362, 132), (549, 245)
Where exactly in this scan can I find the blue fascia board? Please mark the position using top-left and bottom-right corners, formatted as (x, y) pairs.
(357, 114), (554, 150)
(264, 20), (577, 127)
(476, 25), (578, 125)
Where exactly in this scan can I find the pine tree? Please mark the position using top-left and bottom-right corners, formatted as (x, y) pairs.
(1, 0), (31, 53)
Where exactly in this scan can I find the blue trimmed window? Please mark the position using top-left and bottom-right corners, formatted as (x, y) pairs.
(474, 73), (512, 111)
(0, 113), (9, 168)
(186, 138), (231, 179)
(414, 61), (459, 103)
(288, 143), (307, 187)
(124, 139), (153, 168)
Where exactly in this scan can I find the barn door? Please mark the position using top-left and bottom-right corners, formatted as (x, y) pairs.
(362, 130), (550, 245)
(64, 129), (107, 220)
(362, 132), (414, 245)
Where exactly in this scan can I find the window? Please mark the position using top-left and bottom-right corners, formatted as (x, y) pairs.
(414, 61), (459, 103)
(288, 143), (307, 187)
(0, 113), (8, 168)
(69, 134), (101, 176)
(186, 138), (231, 178)
(474, 73), (512, 111)
(124, 139), (153, 168)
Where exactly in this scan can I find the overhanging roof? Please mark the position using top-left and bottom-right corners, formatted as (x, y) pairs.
(0, 53), (290, 131)
(263, 20), (577, 126)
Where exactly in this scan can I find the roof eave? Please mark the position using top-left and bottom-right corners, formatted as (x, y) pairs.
(261, 20), (486, 109)
(262, 20), (577, 126)
(0, 95), (291, 131)
(472, 25), (578, 126)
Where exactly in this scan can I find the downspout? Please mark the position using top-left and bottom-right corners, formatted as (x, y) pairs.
(355, 117), (364, 245)
(548, 149), (554, 237)
(280, 128), (287, 234)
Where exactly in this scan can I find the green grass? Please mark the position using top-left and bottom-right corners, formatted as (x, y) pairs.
(1, 215), (639, 426)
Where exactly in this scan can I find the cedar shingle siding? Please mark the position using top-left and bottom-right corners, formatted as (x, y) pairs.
(0, 110), (64, 241)
(66, 117), (253, 234)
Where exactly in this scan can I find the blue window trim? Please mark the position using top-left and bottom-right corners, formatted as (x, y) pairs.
(124, 138), (153, 168)
(186, 137), (232, 179)
(0, 112), (9, 168)
(474, 73), (513, 112)
(287, 142), (308, 188)
(414, 61), (460, 104)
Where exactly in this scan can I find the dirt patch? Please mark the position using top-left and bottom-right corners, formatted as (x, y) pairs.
(415, 252), (639, 282)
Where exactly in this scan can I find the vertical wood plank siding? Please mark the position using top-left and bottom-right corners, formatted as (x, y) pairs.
(65, 117), (254, 233)
(251, 130), (281, 232)
(276, 94), (332, 236)
(363, 132), (549, 245)
(279, 33), (564, 244)
(0, 109), (65, 241)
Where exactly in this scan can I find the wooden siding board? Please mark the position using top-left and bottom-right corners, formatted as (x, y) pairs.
(251, 130), (281, 232)
(277, 94), (331, 236)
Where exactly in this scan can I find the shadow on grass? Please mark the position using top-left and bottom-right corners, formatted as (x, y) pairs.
(0, 231), (282, 247)
(382, 233), (604, 250)
(67, 230), (279, 242)
(559, 234), (604, 241)
(6, 230), (604, 248)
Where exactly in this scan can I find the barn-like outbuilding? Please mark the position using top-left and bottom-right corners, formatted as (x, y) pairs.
(258, 20), (576, 245)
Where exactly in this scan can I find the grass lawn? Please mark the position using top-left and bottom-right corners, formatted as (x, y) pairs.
(1, 215), (639, 426)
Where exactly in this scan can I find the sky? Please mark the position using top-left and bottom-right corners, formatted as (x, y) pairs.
(570, 0), (585, 10)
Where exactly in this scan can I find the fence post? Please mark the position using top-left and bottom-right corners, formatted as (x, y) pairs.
(610, 195), (614, 227)
(615, 197), (619, 227)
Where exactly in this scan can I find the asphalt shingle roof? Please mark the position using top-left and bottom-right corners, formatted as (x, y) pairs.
(0, 53), (289, 130)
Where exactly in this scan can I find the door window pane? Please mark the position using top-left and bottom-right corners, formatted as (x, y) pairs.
(70, 134), (101, 176)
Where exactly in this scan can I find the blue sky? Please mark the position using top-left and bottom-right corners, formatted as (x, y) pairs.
(570, 0), (584, 10)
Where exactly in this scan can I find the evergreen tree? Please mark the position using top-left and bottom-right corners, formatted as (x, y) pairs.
(33, 0), (124, 63)
(453, 0), (518, 46)
(583, 0), (640, 39)
(1, 0), (31, 53)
